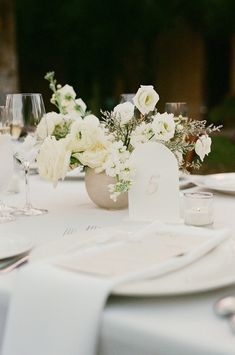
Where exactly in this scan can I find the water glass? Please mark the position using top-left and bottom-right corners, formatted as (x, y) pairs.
(6, 93), (47, 216)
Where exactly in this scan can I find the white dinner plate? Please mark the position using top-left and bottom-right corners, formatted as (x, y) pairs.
(65, 167), (85, 180)
(193, 173), (235, 194)
(0, 233), (33, 260)
(113, 237), (235, 296)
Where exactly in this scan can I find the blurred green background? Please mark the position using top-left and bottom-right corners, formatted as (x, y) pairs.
(1, 0), (235, 172)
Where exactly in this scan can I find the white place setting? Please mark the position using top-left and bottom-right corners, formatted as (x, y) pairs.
(0, 81), (235, 355)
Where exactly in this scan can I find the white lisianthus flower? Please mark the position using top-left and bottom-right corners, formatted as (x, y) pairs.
(113, 102), (134, 125)
(37, 136), (71, 186)
(133, 85), (159, 115)
(152, 112), (175, 141)
(195, 135), (212, 161)
(36, 112), (64, 140)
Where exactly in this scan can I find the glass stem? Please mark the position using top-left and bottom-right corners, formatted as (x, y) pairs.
(23, 161), (31, 209)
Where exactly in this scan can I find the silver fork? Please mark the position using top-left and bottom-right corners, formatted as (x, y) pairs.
(86, 225), (99, 231)
(0, 255), (29, 274)
(63, 227), (77, 236)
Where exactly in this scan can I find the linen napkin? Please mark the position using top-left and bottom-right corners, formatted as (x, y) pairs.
(2, 223), (230, 355)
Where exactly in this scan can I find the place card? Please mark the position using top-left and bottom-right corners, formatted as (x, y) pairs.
(128, 142), (180, 222)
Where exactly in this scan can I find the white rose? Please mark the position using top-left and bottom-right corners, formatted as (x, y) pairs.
(75, 145), (108, 170)
(83, 114), (100, 126)
(133, 85), (159, 115)
(36, 112), (64, 140)
(68, 115), (105, 152)
(195, 135), (211, 161)
(37, 136), (71, 186)
(152, 112), (175, 141)
(113, 102), (134, 125)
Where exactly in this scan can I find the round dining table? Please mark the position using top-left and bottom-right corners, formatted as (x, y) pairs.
(0, 172), (235, 355)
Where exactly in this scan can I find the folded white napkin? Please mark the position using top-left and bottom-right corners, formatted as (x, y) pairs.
(2, 223), (230, 355)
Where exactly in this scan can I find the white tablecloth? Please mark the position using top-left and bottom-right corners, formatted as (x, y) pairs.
(0, 174), (235, 355)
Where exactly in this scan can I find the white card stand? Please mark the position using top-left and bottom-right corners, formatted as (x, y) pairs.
(129, 142), (180, 222)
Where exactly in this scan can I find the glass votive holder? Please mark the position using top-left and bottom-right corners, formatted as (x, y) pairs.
(184, 192), (213, 227)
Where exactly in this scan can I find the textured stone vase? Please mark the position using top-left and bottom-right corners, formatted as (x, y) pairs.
(84, 168), (128, 210)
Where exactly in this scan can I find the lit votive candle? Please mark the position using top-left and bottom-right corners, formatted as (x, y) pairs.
(184, 192), (213, 226)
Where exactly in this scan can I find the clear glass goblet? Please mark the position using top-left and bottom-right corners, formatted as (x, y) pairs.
(120, 93), (135, 103)
(165, 102), (188, 118)
(0, 135), (15, 223)
(0, 106), (10, 135)
(6, 93), (48, 216)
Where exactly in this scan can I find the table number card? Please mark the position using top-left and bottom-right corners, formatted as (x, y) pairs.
(129, 142), (180, 222)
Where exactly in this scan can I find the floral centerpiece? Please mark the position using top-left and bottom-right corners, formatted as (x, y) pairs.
(34, 72), (220, 205)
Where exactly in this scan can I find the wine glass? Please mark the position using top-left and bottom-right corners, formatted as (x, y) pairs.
(120, 93), (135, 103)
(0, 106), (10, 134)
(0, 135), (15, 223)
(165, 102), (188, 118)
(6, 93), (48, 216)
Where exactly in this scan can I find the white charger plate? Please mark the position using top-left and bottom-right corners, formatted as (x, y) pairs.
(113, 237), (235, 296)
(194, 173), (235, 194)
(0, 233), (33, 260)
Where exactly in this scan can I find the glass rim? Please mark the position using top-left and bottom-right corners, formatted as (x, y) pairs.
(6, 93), (42, 97)
(184, 192), (213, 199)
(165, 102), (187, 105)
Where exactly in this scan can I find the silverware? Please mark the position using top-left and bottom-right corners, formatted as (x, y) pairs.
(86, 225), (99, 231)
(63, 227), (77, 236)
(0, 255), (29, 274)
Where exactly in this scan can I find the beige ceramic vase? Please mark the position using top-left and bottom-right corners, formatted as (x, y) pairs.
(84, 168), (128, 210)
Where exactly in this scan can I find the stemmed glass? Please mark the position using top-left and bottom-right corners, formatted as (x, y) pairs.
(0, 106), (10, 134)
(0, 135), (15, 223)
(165, 102), (188, 118)
(5, 93), (48, 216)
(120, 93), (135, 103)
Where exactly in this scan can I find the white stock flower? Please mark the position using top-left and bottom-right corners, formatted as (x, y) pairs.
(36, 112), (64, 140)
(130, 122), (154, 147)
(113, 102), (134, 125)
(152, 112), (175, 141)
(65, 98), (87, 115)
(74, 98), (87, 115)
(37, 136), (71, 186)
(57, 84), (76, 103)
(195, 135), (211, 161)
(133, 85), (159, 115)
